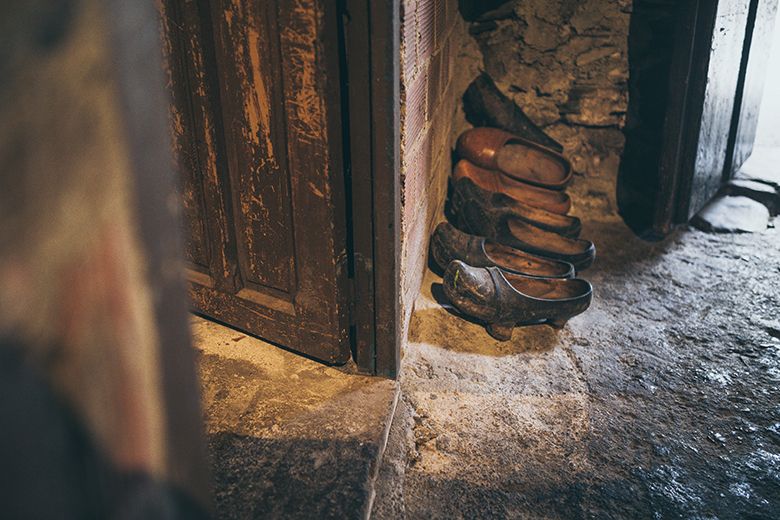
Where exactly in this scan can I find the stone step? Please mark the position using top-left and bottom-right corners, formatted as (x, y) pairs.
(735, 147), (780, 188)
(721, 179), (780, 216)
(192, 317), (399, 520)
(691, 195), (770, 233)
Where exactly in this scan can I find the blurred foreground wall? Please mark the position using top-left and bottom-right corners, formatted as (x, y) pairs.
(0, 0), (210, 516)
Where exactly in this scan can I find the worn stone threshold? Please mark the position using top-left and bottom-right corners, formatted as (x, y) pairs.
(192, 316), (399, 519)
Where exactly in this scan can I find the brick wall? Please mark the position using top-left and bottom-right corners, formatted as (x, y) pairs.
(398, 0), (478, 338)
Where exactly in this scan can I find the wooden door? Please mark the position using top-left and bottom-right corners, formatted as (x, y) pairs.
(729, 0), (779, 174)
(683, 0), (753, 219)
(619, 0), (760, 236)
(160, 0), (351, 364)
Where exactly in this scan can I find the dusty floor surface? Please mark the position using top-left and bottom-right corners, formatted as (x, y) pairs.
(191, 318), (398, 519)
(373, 216), (780, 519)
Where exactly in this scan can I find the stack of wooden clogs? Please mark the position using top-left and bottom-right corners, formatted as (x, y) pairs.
(430, 127), (595, 341)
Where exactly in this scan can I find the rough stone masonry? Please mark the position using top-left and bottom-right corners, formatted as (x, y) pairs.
(468, 0), (631, 217)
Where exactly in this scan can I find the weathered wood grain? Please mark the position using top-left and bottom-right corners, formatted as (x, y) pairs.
(162, 0), (351, 364)
(687, 0), (752, 219)
(729, 0), (779, 175)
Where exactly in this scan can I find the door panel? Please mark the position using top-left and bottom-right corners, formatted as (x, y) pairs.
(161, 0), (236, 294)
(160, 1), (211, 274)
(687, 0), (752, 219)
(210, 0), (296, 295)
(730, 0), (779, 174)
(161, 0), (351, 364)
(623, 0), (756, 236)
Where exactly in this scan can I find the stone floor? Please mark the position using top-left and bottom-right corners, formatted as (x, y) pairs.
(372, 215), (780, 519)
(192, 317), (398, 519)
(736, 146), (780, 188)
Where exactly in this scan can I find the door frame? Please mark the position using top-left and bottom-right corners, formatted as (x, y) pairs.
(655, 0), (761, 234)
(340, 0), (401, 378)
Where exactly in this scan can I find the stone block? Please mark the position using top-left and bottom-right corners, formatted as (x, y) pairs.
(735, 147), (780, 188)
(691, 196), (770, 233)
(722, 179), (780, 216)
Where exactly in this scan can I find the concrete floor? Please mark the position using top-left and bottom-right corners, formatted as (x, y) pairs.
(192, 317), (398, 519)
(372, 215), (780, 519)
(191, 213), (780, 519)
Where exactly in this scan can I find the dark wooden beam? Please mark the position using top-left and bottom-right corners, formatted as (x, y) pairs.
(342, 0), (401, 377)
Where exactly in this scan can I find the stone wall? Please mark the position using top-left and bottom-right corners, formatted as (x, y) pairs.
(467, 0), (631, 216)
(398, 0), (632, 339)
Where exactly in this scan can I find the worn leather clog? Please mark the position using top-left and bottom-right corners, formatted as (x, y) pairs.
(430, 222), (575, 279)
(455, 197), (596, 271)
(456, 127), (573, 190)
(450, 172), (581, 238)
(452, 159), (571, 215)
(443, 260), (593, 341)
(462, 72), (564, 152)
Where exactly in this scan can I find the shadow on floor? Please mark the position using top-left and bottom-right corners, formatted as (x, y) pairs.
(192, 317), (398, 520)
(208, 433), (376, 520)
